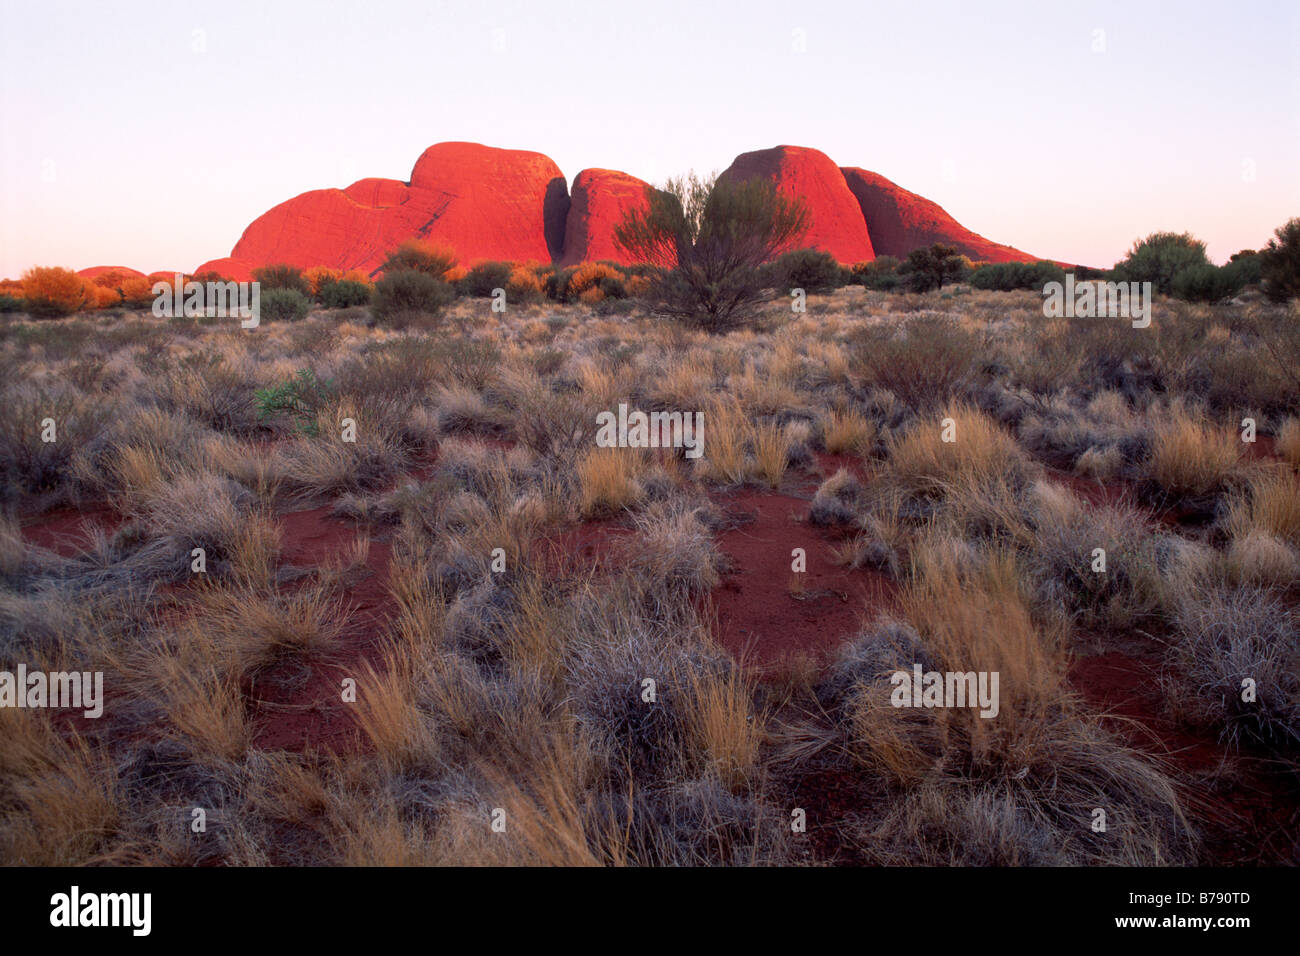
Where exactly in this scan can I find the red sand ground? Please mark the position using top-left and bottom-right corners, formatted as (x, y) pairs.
(707, 487), (895, 671)
(14, 439), (1299, 863)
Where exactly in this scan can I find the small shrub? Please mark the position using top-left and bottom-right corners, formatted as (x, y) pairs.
(303, 266), (343, 297)
(898, 244), (966, 292)
(256, 368), (335, 436)
(969, 261), (1066, 291)
(1111, 231), (1209, 296)
(320, 279), (372, 309)
(381, 240), (458, 279)
(1171, 263), (1245, 303)
(19, 267), (92, 318)
(260, 288), (312, 323)
(252, 263), (310, 295)
(372, 269), (455, 322)
(505, 267), (544, 305)
(460, 261), (512, 298)
(1260, 216), (1300, 302)
(770, 248), (841, 295)
(851, 315), (977, 410)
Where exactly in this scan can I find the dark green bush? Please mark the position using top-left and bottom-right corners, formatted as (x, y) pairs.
(1260, 217), (1300, 302)
(1224, 251), (1263, 286)
(862, 272), (901, 291)
(1171, 263), (1246, 303)
(372, 269), (455, 321)
(969, 260), (1066, 291)
(1110, 232), (1209, 296)
(320, 279), (372, 309)
(0, 295), (23, 313)
(769, 248), (842, 294)
(899, 244), (966, 292)
(260, 288), (312, 323)
(460, 261), (512, 298)
(252, 263), (311, 295)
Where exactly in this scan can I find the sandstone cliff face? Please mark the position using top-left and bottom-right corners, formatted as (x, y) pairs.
(840, 167), (1036, 264)
(560, 168), (654, 267)
(193, 142), (1042, 277)
(718, 146), (875, 263)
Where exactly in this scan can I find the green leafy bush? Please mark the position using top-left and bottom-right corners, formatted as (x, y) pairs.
(460, 261), (512, 298)
(899, 244), (966, 292)
(252, 263), (311, 295)
(969, 260), (1066, 291)
(372, 269), (455, 321)
(255, 368), (334, 436)
(1111, 232), (1209, 295)
(1171, 263), (1246, 303)
(260, 288), (312, 323)
(0, 295), (23, 313)
(1260, 217), (1300, 302)
(769, 248), (842, 294)
(320, 279), (372, 309)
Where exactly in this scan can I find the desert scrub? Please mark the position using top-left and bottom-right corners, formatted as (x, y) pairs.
(1169, 586), (1300, 749)
(372, 269), (455, 323)
(256, 368), (334, 436)
(851, 314), (978, 411)
(260, 288), (312, 323)
(1027, 484), (1167, 630)
(820, 552), (1191, 864)
(1146, 408), (1242, 501)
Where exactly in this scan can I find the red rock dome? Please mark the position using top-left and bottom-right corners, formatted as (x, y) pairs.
(718, 146), (874, 263)
(560, 168), (654, 267)
(840, 167), (1035, 264)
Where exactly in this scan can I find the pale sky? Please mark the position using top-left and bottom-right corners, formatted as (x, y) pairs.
(2, 0), (1297, 276)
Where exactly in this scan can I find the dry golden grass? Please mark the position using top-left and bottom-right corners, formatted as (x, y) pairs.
(1225, 468), (1300, 547)
(1148, 411), (1242, 499)
(576, 446), (646, 517)
(750, 421), (790, 489)
(694, 397), (749, 484)
(1, 287), (1285, 868)
(823, 406), (876, 455)
(0, 710), (120, 865)
(686, 668), (766, 792)
(885, 405), (1031, 499)
(354, 657), (439, 773)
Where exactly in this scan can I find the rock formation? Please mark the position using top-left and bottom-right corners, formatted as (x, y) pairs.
(190, 142), (1046, 276)
(840, 167), (1035, 264)
(718, 146), (875, 263)
(559, 168), (654, 266)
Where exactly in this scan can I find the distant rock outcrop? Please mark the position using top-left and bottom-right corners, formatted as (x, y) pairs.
(77, 266), (146, 280)
(560, 169), (654, 267)
(191, 142), (1045, 276)
(840, 167), (1036, 264)
(211, 143), (568, 279)
(718, 146), (875, 263)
